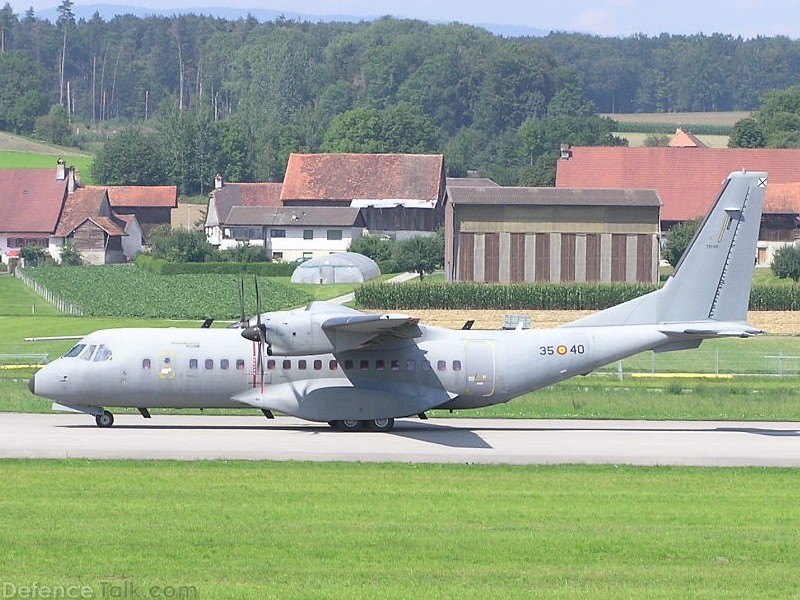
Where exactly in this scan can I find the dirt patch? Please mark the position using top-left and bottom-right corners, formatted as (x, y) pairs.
(369, 309), (800, 335)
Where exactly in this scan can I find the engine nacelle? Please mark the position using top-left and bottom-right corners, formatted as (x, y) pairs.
(262, 312), (335, 356)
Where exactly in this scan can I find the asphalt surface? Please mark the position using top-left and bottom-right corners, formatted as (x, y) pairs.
(2, 413), (800, 466)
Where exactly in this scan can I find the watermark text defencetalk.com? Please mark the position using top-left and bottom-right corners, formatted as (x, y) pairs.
(2, 581), (198, 599)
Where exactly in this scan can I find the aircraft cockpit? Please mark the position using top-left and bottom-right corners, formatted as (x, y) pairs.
(62, 343), (113, 362)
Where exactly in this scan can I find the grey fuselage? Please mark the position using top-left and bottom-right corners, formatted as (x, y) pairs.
(31, 322), (674, 422)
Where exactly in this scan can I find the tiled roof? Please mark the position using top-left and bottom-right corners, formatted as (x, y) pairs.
(669, 128), (707, 148)
(764, 183), (800, 213)
(281, 153), (444, 203)
(106, 185), (178, 208)
(226, 206), (364, 227)
(0, 169), (68, 233)
(556, 147), (800, 221)
(55, 187), (109, 236)
(448, 186), (661, 207)
(210, 183), (283, 224)
(55, 187), (130, 237)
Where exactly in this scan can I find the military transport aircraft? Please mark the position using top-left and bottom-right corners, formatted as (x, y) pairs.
(29, 170), (767, 431)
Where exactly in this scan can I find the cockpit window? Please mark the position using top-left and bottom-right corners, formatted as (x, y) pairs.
(93, 345), (112, 362)
(63, 344), (85, 358)
(79, 345), (97, 361)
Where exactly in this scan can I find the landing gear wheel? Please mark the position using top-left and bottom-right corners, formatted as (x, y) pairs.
(95, 410), (114, 428)
(332, 419), (364, 432)
(368, 418), (395, 432)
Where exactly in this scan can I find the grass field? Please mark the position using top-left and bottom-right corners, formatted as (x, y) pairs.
(0, 151), (94, 183)
(602, 111), (750, 127)
(0, 460), (798, 599)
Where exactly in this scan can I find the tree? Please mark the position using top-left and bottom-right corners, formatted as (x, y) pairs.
(147, 225), (217, 263)
(20, 244), (50, 267)
(771, 244), (800, 282)
(663, 217), (703, 267)
(348, 235), (396, 266)
(91, 128), (168, 186)
(729, 117), (766, 148)
(59, 241), (82, 265)
(393, 231), (444, 279)
(56, 0), (74, 108)
(34, 105), (71, 145)
(643, 133), (671, 147)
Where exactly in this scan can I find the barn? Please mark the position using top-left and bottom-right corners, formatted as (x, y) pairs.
(445, 186), (662, 283)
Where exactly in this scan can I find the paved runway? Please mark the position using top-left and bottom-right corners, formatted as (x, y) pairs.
(2, 413), (800, 466)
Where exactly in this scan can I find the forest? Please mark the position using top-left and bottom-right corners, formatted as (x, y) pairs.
(2, 2), (800, 193)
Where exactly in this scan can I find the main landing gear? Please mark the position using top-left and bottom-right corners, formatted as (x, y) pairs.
(328, 418), (395, 432)
(95, 410), (114, 428)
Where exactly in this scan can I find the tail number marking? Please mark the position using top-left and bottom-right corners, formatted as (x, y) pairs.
(540, 344), (585, 356)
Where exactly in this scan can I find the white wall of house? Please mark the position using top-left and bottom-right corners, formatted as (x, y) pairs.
(214, 225), (364, 261)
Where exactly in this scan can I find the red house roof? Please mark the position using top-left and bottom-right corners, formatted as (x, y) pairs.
(0, 169), (69, 233)
(106, 186), (177, 208)
(281, 153), (445, 203)
(556, 147), (800, 221)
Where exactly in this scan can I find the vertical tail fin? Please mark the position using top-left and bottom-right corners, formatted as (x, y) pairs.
(565, 170), (766, 328)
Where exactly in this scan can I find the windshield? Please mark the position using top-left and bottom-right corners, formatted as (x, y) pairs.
(63, 344), (85, 358)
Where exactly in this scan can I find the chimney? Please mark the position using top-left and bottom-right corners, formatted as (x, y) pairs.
(214, 174), (223, 189)
(559, 144), (573, 160)
(67, 167), (77, 194)
(56, 158), (66, 180)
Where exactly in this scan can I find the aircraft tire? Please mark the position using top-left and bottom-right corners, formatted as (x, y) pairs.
(333, 419), (364, 432)
(95, 411), (114, 428)
(367, 418), (395, 432)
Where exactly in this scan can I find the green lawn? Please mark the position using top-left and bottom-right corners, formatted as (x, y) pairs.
(0, 461), (798, 599)
(0, 151), (94, 182)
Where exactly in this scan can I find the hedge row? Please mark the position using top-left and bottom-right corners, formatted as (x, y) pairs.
(355, 282), (800, 311)
(135, 254), (297, 276)
(613, 121), (733, 136)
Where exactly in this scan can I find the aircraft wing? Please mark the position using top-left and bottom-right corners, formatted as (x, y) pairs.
(320, 313), (422, 351)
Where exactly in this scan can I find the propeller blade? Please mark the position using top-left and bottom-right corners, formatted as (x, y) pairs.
(239, 277), (246, 326)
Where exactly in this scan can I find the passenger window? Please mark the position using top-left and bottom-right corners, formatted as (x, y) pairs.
(236, 359), (246, 370)
(282, 359), (291, 370)
(298, 360), (307, 370)
(220, 359), (229, 370)
(142, 358), (151, 370)
(344, 359), (354, 369)
(453, 360), (462, 371)
(314, 360), (323, 370)
(406, 360), (415, 371)
(360, 359), (369, 370)
(205, 359), (214, 370)
(422, 360), (431, 371)
(391, 359), (400, 371)
(267, 359), (276, 370)
(437, 360), (447, 371)
(376, 359), (385, 370)
(189, 359), (198, 370)
(329, 360), (338, 370)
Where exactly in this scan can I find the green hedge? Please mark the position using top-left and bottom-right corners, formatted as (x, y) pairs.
(613, 122), (733, 136)
(355, 281), (800, 311)
(135, 254), (296, 276)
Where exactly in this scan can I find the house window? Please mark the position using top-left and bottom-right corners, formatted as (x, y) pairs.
(303, 251), (313, 260)
(8, 237), (48, 248)
(270, 229), (286, 238)
(327, 230), (343, 241)
(303, 229), (314, 240)
(272, 252), (283, 261)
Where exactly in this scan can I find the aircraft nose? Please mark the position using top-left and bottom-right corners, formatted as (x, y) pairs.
(28, 375), (35, 395)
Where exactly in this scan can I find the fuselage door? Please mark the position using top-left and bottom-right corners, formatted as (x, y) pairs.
(465, 341), (495, 397)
